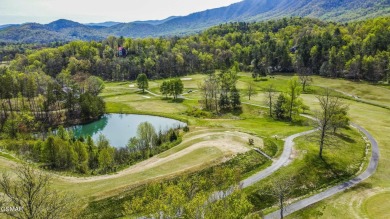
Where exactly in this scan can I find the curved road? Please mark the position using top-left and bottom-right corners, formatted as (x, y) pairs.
(209, 128), (317, 201)
(241, 129), (318, 188)
(264, 123), (379, 219)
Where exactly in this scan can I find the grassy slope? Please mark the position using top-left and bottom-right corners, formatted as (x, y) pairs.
(0, 73), (377, 218)
(285, 77), (390, 218)
(0, 73), (309, 205)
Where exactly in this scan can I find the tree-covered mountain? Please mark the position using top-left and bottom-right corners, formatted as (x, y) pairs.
(0, 0), (389, 43)
(84, 21), (122, 27)
(5, 16), (389, 82)
(0, 24), (18, 30)
(0, 20), (105, 43)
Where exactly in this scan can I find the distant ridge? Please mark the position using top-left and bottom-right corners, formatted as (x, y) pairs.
(1, 0), (389, 43)
(84, 21), (122, 27)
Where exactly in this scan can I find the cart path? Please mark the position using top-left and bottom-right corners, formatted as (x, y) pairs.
(264, 123), (379, 219)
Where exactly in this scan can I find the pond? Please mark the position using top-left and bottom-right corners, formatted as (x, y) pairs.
(70, 114), (186, 148)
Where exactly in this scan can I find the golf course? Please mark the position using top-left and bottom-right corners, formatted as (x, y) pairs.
(1, 72), (388, 218)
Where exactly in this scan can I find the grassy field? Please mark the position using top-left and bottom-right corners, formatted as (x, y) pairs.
(286, 82), (390, 218)
(0, 72), (381, 218)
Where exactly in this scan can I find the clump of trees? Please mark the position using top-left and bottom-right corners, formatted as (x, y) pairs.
(199, 70), (241, 113)
(0, 69), (106, 136)
(272, 77), (306, 121)
(2, 121), (184, 175)
(160, 78), (184, 99)
(127, 122), (182, 160)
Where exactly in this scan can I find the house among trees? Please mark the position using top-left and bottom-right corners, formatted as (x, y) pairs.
(117, 46), (127, 57)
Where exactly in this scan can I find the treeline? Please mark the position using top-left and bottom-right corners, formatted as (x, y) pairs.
(3, 122), (183, 174)
(4, 17), (390, 83)
(0, 41), (65, 62)
(0, 67), (106, 135)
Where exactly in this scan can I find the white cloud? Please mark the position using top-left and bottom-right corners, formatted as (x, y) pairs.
(0, 0), (242, 24)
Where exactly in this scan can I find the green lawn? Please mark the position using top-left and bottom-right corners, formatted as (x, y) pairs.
(287, 88), (390, 219)
(0, 72), (380, 218)
(362, 191), (390, 219)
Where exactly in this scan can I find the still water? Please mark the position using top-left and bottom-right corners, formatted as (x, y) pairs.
(70, 114), (186, 148)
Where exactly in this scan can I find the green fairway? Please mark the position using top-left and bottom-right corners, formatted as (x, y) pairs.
(0, 72), (379, 218)
(363, 191), (390, 219)
(288, 88), (390, 219)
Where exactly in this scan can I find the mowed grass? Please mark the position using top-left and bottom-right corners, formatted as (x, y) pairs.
(68, 75), (390, 218)
(0, 72), (377, 217)
(246, 124), (367, 215)
(310, 76), (390, 109)
(362, 191), (390, 219)
(52, 146), (224, 200)
(287, 92), (390, 218)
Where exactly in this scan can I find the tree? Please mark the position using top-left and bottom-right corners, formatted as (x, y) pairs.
(274, 93), (288, 120)
(136, 122), (157, 158)
(160, 81), (170, 98)
(265, 84), (276, 117)
(43, 136), (60, 168)
(230, 86), (241, 110)
(330, 104), (349, 134)
(85, 76), (105, 95)
(199, 75), (219, 112)
(136, 73), (149, 93)
(206, 189), (253, 219)
(0, 165), (78, 219)
(298, 67), (313, 92)
(79, 93), (105, 120)
(246, 82), (257, 100)
(286, 77), (303, 121)
(316, 88), (349, 158)
(264, 177), (294, 219)
(98, 147), (115, 173)
(73, 141), (89, 173)
(171, 79), (184, 99)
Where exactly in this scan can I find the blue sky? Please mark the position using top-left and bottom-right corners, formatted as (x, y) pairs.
(0, 0), (242, 25)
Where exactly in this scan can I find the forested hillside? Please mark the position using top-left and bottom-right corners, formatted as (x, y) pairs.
(0, 0), (389, 43)
(3, 17), (389, 83)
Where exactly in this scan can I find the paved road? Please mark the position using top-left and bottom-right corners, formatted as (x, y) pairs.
(209, 128), (317, 201)
(241, 129), (318, 188)
(264, 123), (379, 219)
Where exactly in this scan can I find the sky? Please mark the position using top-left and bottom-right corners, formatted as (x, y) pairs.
(0, 0), (242, 25)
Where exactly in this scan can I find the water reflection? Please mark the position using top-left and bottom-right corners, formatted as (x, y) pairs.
(70, 114), (186, 148)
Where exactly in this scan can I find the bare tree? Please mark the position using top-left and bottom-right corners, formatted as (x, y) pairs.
(246, 82), (257, 100)
(265, 177), (294, 219)
(0, 164), (78, 219)
(298, 67), (313, 92)
(316, 88), (349, 159)
(264, 84), (276, 118)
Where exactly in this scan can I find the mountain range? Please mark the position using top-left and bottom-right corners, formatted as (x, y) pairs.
(0, 0), (389, 43)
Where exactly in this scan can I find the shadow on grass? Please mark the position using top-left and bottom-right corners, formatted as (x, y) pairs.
(232, 108), (243, 116)
(346, 181), (373, 193)
(254, 78), (269, 82)
(335, 132), (356, 143)
(168, 98), (184, 103)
